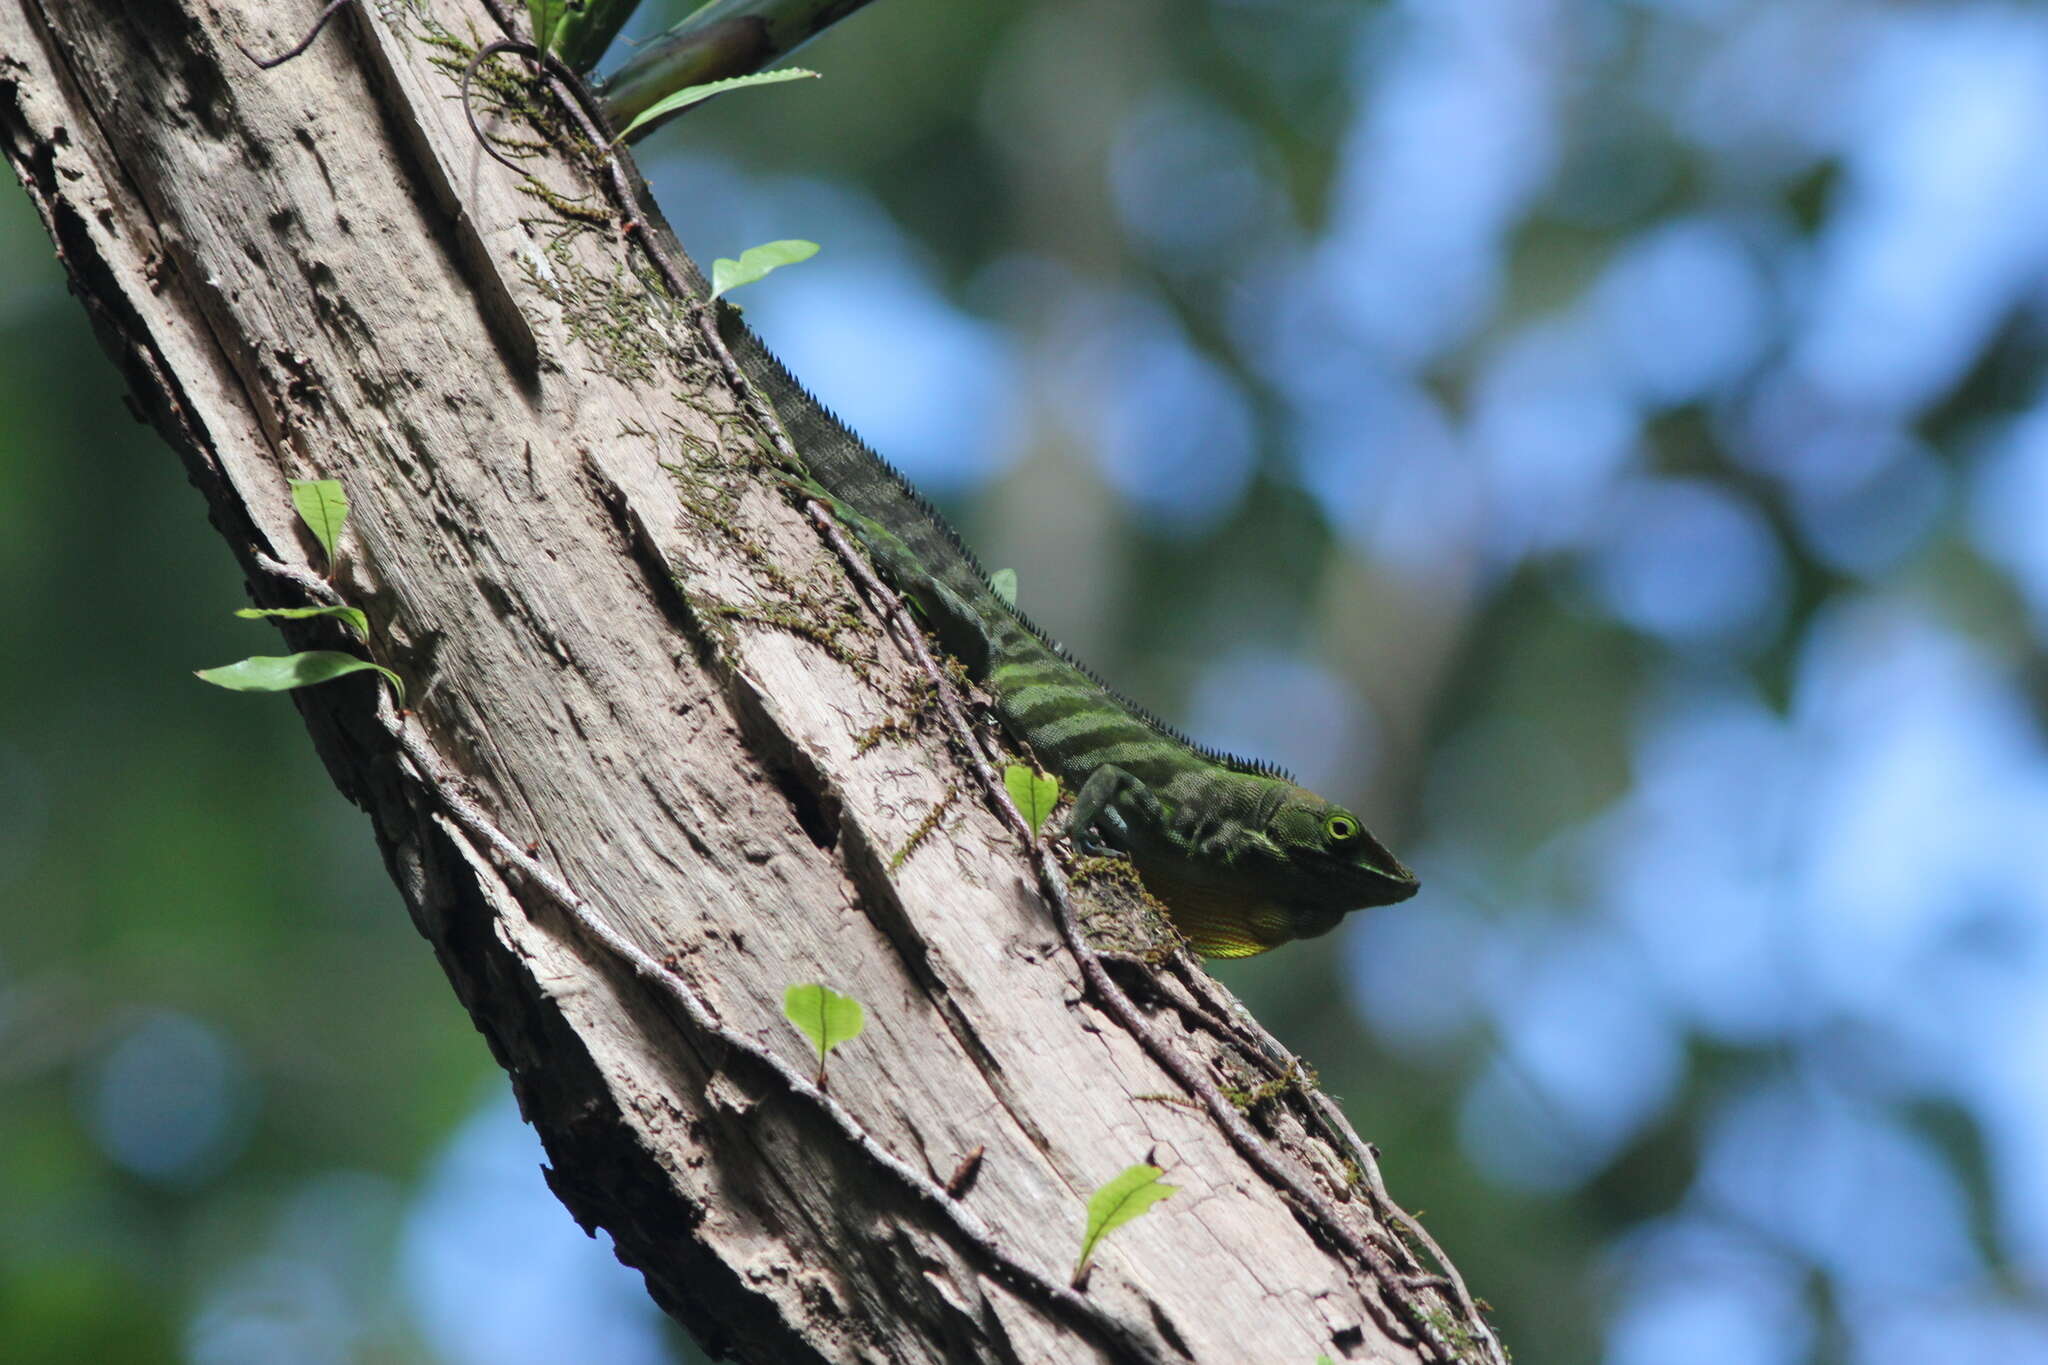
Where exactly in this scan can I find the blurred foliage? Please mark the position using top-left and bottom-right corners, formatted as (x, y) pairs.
(7, 1), (2048, 1363)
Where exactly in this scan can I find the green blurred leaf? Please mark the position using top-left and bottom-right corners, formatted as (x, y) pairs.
(526, 0), (584, 52)
(1004, 764), (1059, 838)
(989, 567), (1017, 607)
(784, 982), (865, 1082)
(288, 478), (349, 566)
(1074, 1164), (1176, 1284)
(195, 651), (402, 703)
(710, 239), (819, 301)
(234, 604), (370, 639)
(615, 68), (821, 142)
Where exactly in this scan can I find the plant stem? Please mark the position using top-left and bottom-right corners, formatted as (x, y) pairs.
(552, 0), (647, 74)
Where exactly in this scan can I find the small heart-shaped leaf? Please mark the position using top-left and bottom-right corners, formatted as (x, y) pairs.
(784, 983), (865, 1084)
(1004, 764), (1059, 839)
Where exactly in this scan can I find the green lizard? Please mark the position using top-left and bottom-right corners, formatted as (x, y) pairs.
(718, 317), (1419, 957)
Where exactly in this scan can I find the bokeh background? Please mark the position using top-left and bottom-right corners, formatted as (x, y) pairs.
(6, 0), (2048, 1360)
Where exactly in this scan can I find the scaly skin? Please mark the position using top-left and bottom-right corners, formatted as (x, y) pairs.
(721, 312), (1420, 956)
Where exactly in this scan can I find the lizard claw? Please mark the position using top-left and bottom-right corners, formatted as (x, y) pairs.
(1069, 808), (1132, 859)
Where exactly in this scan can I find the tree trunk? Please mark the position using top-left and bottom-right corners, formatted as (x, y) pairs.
(0, 3), (1501, 1362)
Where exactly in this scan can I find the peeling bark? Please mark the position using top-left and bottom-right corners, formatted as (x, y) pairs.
(0, 3), (1502, 1362)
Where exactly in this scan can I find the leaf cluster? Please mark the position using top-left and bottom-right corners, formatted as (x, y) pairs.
(195, 477), (402, 703)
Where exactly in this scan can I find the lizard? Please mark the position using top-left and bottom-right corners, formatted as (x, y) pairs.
(715, 312), (1421, 957)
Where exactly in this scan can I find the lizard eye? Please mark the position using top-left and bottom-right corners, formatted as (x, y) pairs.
(1325, 814), (1360, 842)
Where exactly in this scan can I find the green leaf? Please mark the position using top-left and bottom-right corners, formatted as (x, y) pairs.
(783, 983), (864, 1082)
(615, 67), (821, 142)
(710, 239), (819, 301)
(526, 0), (584, 52)
(235, 604), (370, 639)
(1074, 1164), (1177, 1284)
(1004, 764), (1059, 838)
(289, 478), (350, 566)
(989, 567), (1017, 607)
(196, 651), (403, 703)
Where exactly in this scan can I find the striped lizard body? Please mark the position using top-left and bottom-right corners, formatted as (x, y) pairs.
(729, 317), (1419, 956)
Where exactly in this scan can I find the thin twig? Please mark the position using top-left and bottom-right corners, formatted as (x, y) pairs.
(1361, 1143), (1508, 1363)
(461, 40), (541, 175)
(253, 553), (344, 604)
(237, 0), (356, 70)
(1160, 956), (1505, 1363)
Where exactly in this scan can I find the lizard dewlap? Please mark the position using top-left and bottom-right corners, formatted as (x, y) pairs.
(735, 320), (1419, 955)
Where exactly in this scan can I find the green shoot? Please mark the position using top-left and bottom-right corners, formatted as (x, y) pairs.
(1073, 1164), (1176, 1286)
(989, 567), (1017, 607)
(784, 982), (865, 1086)
(1003, 764), (1059, 839)
(205, 475), (394, 702)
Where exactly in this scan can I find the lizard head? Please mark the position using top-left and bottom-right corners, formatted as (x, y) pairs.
(1138, 782), (1419, 958)
(1260, 786), (1418, 923)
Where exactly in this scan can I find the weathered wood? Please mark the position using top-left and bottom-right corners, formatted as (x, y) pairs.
(0, 3), (1495, 1361)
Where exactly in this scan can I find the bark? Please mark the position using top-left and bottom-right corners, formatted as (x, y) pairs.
(0, 3), (1502, 1362)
